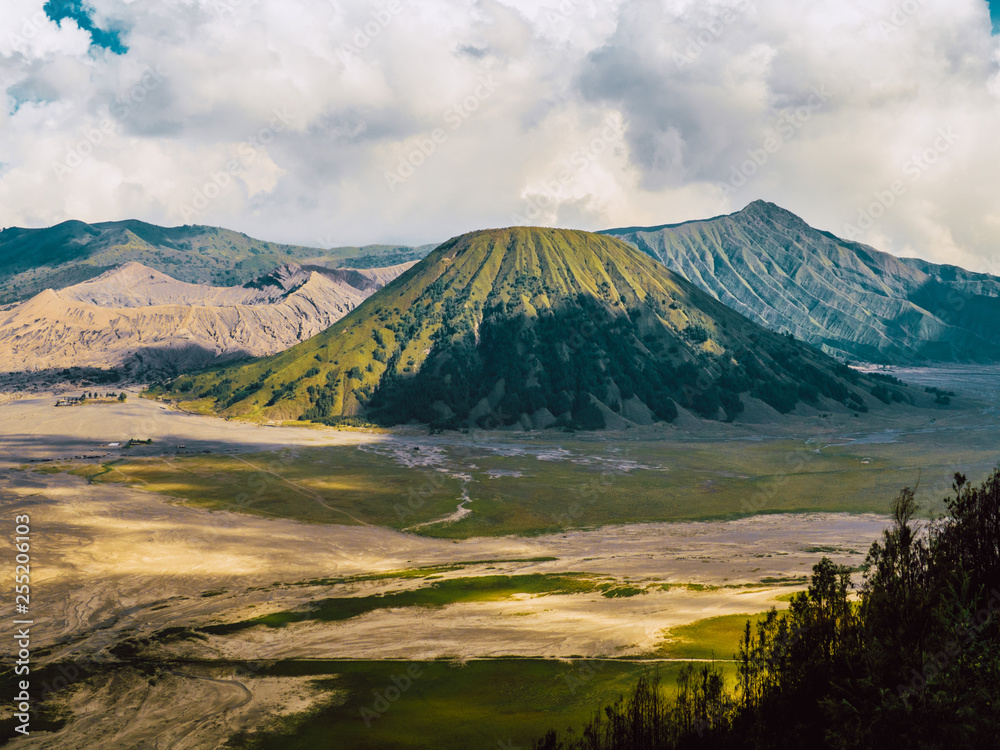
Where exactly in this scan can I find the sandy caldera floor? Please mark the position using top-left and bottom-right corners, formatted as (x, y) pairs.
(0, 388), (899, 663)
(0, 388), (910, 749)
(0, 469), (885, 663)
(0, 467), (891, 750)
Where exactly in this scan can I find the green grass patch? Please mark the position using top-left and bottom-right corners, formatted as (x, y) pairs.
(86, 460), (123, 483)
(289, 558), (558, 588)
(55, 460), (125, 483)
(223, 658), (698, 750)
(42, 421), (1000, 536)
(291, 565), (467, 587)
(202, 574), (601, 635)
(759, 575), (809, 585)
(802, 545), (859, 554)
(773, 591), (801, 602)
(599, 584), (647, 598)
(660, 582), (721, 592)
(655, 613), (767, 661)
(80, 449), (464, 528)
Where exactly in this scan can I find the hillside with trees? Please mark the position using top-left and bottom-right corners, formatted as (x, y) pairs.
(158, 227), (908, 430)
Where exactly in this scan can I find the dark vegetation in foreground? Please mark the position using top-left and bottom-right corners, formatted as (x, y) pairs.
(535, 467), (1000, 749)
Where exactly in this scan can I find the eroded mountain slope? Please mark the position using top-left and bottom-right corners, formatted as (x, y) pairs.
(0, 261), (412, 377)
(605, 201), (1000, 363)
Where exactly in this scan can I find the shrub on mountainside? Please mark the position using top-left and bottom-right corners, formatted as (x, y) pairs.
(281, 292), (885, 430)
(871, 383), (893, 403)
(363, 290), (862, 429)
(749, 377), (797, 413)
(683, 324), (710, 344)
(925, 386), (955, 405)
(869, 372), (904, 386)
(365, 297), (722, 428)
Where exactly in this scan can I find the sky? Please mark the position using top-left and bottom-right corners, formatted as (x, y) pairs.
(1, 0), (999, 272)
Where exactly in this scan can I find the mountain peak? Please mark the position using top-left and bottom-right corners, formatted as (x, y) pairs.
(163, 226), (886, 429)
(602, 201), (795, 236)
(604, 205), (1000, 363)
(741, 199), (778, 213)
(738, 200), (804, 224)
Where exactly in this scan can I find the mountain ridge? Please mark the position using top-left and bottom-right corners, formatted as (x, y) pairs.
(603, 200), (1000, 363)
(0, 260), (413, 378)
(160, 226), (914, 430)
(0, 219), (435, 304)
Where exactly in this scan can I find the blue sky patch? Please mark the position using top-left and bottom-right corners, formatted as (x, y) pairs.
(990, 0), (1000, 33)
(44, 0), (127, 54)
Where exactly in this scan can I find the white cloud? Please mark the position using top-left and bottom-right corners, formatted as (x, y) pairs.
(0, 0), (998, 269)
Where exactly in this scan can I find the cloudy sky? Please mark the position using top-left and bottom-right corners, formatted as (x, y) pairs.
(1, 0), (999, 271)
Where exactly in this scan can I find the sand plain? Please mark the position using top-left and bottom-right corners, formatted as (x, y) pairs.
(1, 366), (998, 747)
